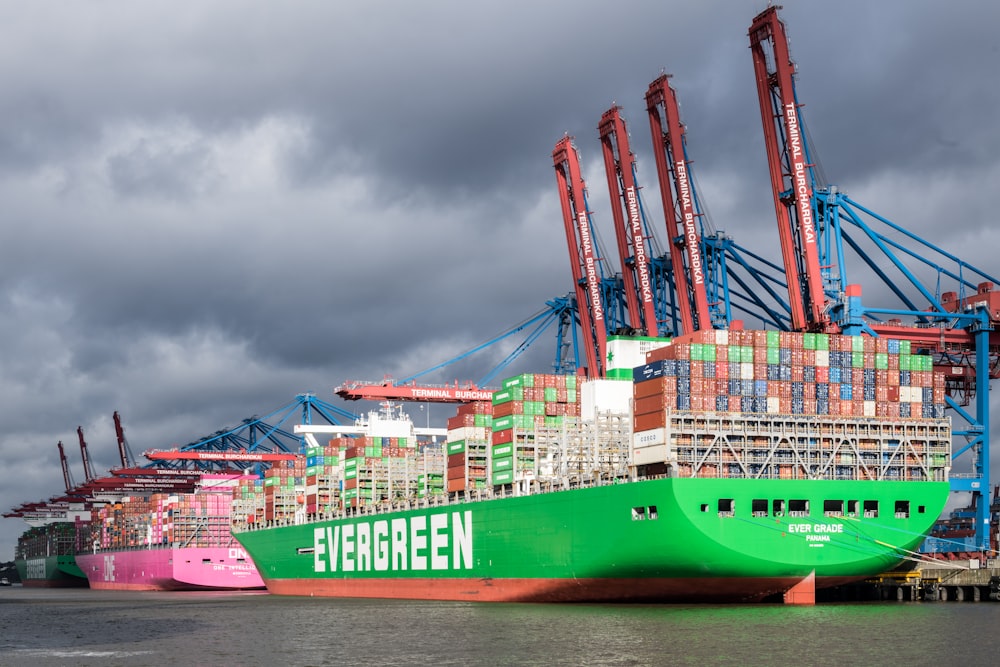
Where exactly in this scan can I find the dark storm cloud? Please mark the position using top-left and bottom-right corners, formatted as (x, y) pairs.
(2, 0), (999, 557)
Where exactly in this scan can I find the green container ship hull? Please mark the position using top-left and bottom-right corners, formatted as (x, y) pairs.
(236, 476), (948, 602)
(14, 554), (88, 588)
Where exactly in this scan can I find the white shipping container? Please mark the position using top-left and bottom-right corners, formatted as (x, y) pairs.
(633, 444), (670, 466)
(581, 379), (633, 421)
(633, 428), (667, 448)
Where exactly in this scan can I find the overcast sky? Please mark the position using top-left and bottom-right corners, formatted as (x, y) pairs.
(3, 1), (999, 559)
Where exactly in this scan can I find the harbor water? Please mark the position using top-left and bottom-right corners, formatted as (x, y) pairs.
(3, 587), (1000, 666)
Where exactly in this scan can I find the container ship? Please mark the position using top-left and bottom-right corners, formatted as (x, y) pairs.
(76, 474), (264, 591)
(234, 330), (953, 603)
(12, 508), (91, 587)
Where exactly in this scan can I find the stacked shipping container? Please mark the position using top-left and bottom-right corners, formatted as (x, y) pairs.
(87, 490), (237, 550)
(634, 329), (946, 431)
(445, 401), (492, 493)
(490, 373), (581, 486)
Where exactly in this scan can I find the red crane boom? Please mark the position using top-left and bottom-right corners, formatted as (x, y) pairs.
(553, 135), (607, 376)
(749, 6), (828, 331)
(335, 378), (493, 403)
(77, 426), (96, 483)
(57, 441), (74, 493)
(598, 106), (659, 336)
(113, 411), (133, 469)
(143, 449), (299, 462)
(645, 74), (712, 334)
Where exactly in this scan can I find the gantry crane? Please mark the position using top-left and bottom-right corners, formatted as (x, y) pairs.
(598, 106), (660, 336)
(76, 426), (96, 483)
(749, 6), (1000, 550)
(645, 74), (718, 334)
(553, 135), (630, 377)
(57, 441), (75, 494)
(113, 410), (135, 469)
(749, 8), (830, 333)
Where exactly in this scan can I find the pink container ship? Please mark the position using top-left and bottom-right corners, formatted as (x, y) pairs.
(76, 474), (264, 591)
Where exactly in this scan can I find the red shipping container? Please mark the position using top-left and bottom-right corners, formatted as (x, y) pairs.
(492, 428), (513, 445)
(634, 376), (676, 398)
(492, 400), (522, 418)
(634, 394), (667, 416)
(634, 411), (666, 431)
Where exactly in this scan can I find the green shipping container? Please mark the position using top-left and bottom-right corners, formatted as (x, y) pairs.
(492, 469), (514, 485)
(492, 456), (513, 472)
(447, 440), (466, 455)
(492, 444), (514, 458)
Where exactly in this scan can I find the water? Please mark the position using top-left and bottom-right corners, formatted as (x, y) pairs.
(2, 587), (998, 667)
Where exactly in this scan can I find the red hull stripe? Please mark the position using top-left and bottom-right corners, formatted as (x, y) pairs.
(265, 575), (865, 603)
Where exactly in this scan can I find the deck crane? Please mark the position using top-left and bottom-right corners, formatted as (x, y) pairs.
(598, 106), (660, 336)
(748, 6), (1000, 551)
(645, 74), (719, 334)
(77, 426), (96, 483)
(553, 135), (628, 377)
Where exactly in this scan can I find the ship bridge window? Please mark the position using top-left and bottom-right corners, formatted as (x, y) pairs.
(648, 505), (658, 520)
(789, 499), (809, 517)
(823, 500), (844, 517)
(847, 500), (859, 517)
(772, 499), (785, 517)
(863, 500), (879, 518)
(752, 499), (768, 517)
(894, 500), (910, 519)
(718, 499), (735, 517)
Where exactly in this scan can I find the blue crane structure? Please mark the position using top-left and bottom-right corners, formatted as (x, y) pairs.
(138, 393), (360, 473)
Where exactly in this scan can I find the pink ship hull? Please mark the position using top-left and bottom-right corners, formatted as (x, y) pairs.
(77, 546), (264, 591)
